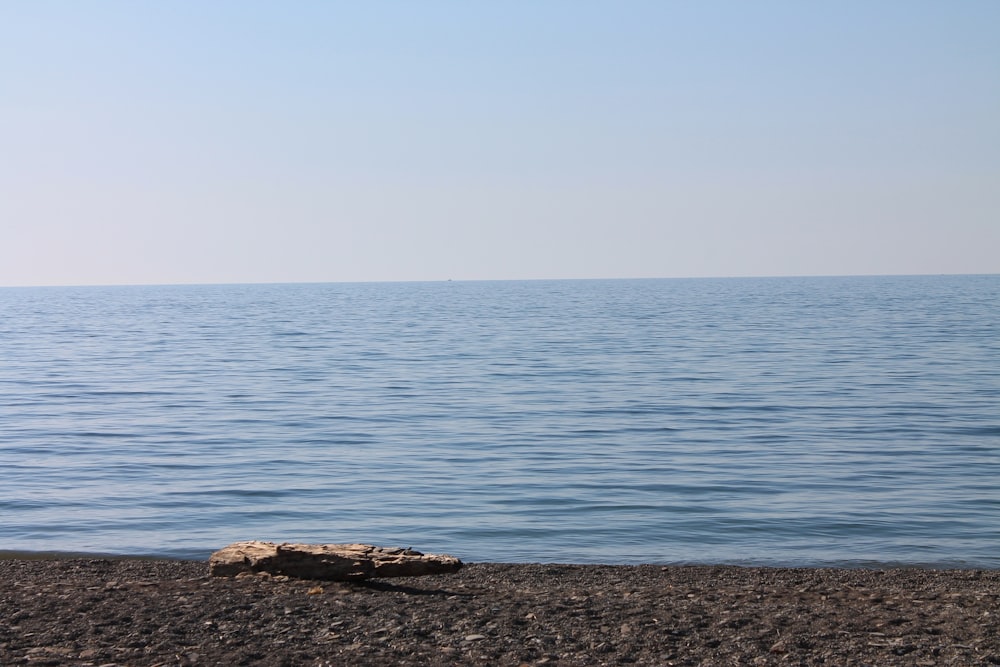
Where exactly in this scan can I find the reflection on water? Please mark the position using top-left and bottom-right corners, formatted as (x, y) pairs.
(0, 276), (998, 566)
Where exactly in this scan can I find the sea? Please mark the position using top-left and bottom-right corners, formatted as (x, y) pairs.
(1, 275), (998, 568)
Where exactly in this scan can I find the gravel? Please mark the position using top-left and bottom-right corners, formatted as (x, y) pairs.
(2, 558), (998, 666)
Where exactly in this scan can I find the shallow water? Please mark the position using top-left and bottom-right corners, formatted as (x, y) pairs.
(1, 276), (998, 566)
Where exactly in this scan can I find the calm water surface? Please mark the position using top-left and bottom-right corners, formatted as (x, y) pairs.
(1, 276), (998, 566)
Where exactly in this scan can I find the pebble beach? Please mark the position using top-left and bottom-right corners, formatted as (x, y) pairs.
(2, 557), (998, 666)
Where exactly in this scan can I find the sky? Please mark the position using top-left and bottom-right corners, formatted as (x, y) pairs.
(1, 1), (998, 287)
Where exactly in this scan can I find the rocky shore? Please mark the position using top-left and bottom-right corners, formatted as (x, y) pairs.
(1, 557), (998, 666)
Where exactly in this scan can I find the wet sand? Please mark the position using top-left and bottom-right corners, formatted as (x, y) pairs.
(1, 557), (998, 666)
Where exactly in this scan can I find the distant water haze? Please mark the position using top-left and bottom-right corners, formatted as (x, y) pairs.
(1, 276), (998, 566)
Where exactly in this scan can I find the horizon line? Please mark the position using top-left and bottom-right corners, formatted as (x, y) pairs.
(2, 271), (997, 290)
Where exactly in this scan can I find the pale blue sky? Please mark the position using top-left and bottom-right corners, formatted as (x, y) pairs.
(2, 1), (997, 286)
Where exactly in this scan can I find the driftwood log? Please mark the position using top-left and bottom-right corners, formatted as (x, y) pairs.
(209, 541), (463, 581)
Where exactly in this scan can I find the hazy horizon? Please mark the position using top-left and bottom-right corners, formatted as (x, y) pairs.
(3, 1), (998, 288)
(5, 271), (999, 291)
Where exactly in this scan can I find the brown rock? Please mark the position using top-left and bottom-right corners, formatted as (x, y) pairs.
(208, 541), (462, 580)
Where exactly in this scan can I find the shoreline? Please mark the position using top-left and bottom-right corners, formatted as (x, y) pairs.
(2, 549), (994, 571)
(0, 550), (196, 562)
(2, 557), (998, 665)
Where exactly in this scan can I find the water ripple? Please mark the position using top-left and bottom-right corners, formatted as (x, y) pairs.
(0, 276), (998, 565)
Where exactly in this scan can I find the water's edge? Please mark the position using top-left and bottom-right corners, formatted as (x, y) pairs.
(1, 549), (992, 572)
